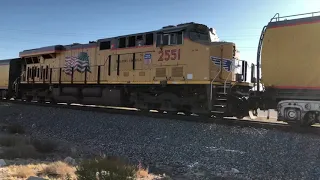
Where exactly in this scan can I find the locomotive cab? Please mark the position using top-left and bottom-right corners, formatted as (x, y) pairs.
(184, 23), (248, 84)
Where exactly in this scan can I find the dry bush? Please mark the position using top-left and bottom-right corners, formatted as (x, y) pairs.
(136, 161), (150, 179)
(0, 134), (27, 147)
(137, 168), (149, 178)
(75, 156), (138, 180)
(12, 165), (36, 178)
(31, 138), (58, 153)
(40, 161), (76, 179)
(7, 123), (25, 134)
(0, 144), (42, 159)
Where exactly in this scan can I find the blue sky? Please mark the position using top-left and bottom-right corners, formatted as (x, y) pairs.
(0, 0), (319, 64)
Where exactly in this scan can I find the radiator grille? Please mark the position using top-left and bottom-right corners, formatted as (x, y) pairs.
(139, 71), (145, 76)
(171, 67), (183, 77)
(123, 72), (129, 77)
(156, 68), (166, 77)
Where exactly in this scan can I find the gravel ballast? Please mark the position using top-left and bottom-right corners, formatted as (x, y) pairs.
(1, 102), (320, 179)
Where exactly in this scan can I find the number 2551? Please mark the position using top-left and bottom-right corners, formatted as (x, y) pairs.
(158, 49), (181, 61)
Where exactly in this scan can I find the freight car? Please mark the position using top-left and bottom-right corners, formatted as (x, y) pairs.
(4, 22), (252, 118)
(249, 11), (320, 126)
(0, 58), (21, 99)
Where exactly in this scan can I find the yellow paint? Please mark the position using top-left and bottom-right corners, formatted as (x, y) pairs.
(20, 29), (241, 86)
(261, 20), (320, 87)
(43, 80), (251, 86)
(0, 64), (9, 88)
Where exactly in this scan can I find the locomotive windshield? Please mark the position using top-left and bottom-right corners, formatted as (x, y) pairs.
(189, 31), (209, 41)
(189, 24), (210, 42)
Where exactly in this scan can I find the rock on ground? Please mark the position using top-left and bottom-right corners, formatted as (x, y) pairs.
(1, 102), (320, 179)
(0, 159), (6, 167)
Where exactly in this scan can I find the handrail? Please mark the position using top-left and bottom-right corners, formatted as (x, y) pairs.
(223, 60), (241, 94)
(256, 26), (267, 92)
(210, 60), (222, 101)
(13, 71), (25, 93)
(270, 13), (280, 22)
(270, 11), (320, 22)
(223, 71), (232, 94)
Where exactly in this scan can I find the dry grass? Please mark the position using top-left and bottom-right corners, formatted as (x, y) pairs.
(2, 161), (76, 180)
(75, 156), (138, 180)
(1, 158), (164, 180)
(40, 161), (76, 179)
(137, 168), (149, 178)
(11, 165), (36, 178)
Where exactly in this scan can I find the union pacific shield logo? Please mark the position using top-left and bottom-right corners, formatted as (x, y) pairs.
(210, 56), (233, 72)
(64, 52), (91, 75)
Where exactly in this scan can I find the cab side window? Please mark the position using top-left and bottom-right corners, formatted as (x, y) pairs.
(163, 34), (169, 45)
(156, 31), (183, 46)
(118, 37), (126, 48)
(128, 36), (136, 47)
(136, 35), (144, 46)
(145, 33), (153, 45)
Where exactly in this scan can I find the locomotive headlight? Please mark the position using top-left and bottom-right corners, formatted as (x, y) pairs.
(305, 103), (311, 110)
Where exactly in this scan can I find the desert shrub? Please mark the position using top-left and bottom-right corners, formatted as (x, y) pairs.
(75, 156), (137, 180)
(13, 165), (36, 178)
(31, 138), (58, 153)
(7, 123), (25, 134)
(39, 161), (76, 179)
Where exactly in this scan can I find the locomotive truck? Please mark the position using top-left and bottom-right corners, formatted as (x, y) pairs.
(0, 11), (319, 126)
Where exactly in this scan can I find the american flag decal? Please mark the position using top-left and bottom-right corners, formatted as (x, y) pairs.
(210, 56), (234, 72)
(63, 52), (91, 75)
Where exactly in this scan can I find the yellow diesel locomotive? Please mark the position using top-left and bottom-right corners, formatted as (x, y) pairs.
(2, 11), (320, 126)
(12, 22), (251, 117)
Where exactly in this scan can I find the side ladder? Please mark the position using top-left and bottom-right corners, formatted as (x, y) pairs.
(256, 25), (267, 92)
(211, 82), (232, 117)
(210, 59), (246, 117)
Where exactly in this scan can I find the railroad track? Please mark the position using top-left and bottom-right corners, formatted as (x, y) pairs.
(1, 98), (320, 136)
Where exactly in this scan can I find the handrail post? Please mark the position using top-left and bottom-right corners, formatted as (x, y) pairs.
(210, 59), (222, 101)
(272, 11), (320, 22)
(224, 60), (239, 94)
(210, 47), (223, 103)
(256, 26), (267, 92)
